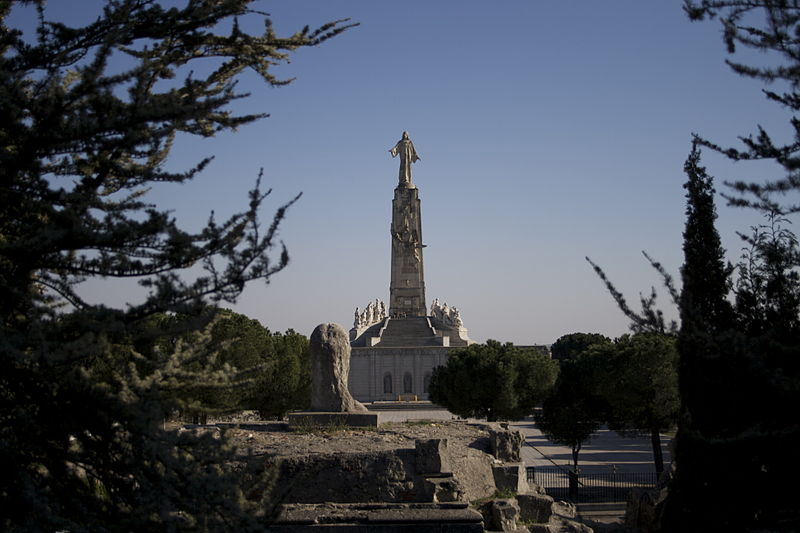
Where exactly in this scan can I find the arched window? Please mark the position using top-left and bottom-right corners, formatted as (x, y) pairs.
(383, 372), (393, 394)
(423, 372), (432, 394)
(403, 372), (413, 394)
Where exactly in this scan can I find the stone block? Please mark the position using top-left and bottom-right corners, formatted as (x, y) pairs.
(287, 412), (380, 429)
(419, 475), (464, 503)
(493, 463), (530, 494)
(490, 498), (521, 531)
(488, 427), (524, 462)
(517, 492), (554, 524)
(415, 438), (451, 474)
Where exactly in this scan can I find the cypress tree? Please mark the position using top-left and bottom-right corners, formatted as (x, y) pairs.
(663, 145), (737, 531)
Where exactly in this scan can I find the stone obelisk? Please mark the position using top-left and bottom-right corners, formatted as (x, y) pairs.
(388, 132), (427, 317)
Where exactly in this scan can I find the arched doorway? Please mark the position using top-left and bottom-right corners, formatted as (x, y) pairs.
(403, 372), (413, 394)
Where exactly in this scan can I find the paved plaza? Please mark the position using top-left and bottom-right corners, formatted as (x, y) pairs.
(372, 406), (672, 475)
(511, 416), (672, 475)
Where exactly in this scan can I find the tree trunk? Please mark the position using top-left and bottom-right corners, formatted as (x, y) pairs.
(651, 427), (664, 476)
(572, 442), (581, 471)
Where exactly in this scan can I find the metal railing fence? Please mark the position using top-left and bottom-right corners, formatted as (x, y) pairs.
(526, 466), (658, 502)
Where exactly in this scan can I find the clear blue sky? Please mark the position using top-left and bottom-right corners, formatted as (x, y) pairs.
(11, 1), (793, 344)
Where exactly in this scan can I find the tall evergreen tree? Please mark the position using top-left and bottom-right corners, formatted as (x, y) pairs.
(0, 1), (352, 530)
(664, 144), (738, 530)
(678, 143), (734, 333)
(661, 4), (800, 531)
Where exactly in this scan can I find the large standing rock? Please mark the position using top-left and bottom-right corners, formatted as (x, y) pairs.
(309, 323), (366, 412)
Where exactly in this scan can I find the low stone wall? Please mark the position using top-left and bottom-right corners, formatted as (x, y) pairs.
(267, 502), (484, 532)
(270, 449), (417, 504)
(261, 437), (496, 505)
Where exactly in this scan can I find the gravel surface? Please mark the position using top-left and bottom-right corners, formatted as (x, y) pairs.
(212, 419), (491, 458)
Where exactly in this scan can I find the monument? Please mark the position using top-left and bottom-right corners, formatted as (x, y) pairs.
(388, 131), (427, 317)
(348, 132), (473, 402)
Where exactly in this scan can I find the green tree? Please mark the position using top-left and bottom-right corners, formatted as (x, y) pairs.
(173, 309), (311, 421)
(592, 334), (679, 476)
(735, 212), (800, 337)
(429, 340), (558, 422)
(550, 332), (611, 362)
(253, 328), (311, 419)
(536, 356), (605, 471)
(0, 1), (352, 530)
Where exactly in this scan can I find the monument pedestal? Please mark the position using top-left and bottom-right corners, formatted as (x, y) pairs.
(287, 411), (381, 429)
(389, 185), (427, 318)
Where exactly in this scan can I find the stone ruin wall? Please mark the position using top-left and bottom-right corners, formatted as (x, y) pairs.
(263, 440), (497, 505)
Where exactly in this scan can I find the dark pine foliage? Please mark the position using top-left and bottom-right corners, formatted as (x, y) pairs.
(549, 332), (611, 362)
(536, 355), (605, 471)
(0, 1), (353, 530)
(429, 340), (558, 422)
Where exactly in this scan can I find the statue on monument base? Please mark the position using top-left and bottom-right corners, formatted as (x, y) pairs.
(430, 298), (464, 328)
(353, 299), (388, 329)
(389, 131), (420, 188)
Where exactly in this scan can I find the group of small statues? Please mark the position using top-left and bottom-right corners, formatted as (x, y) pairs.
(430, 298), (464, 328)
(353, 297), (463, 329)
(353, 299), (387, 329)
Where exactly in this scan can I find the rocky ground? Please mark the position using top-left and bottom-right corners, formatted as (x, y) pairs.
(174, 414), (636, 532)
(217, 419), (491, 458)
(174, 414), (500, 503)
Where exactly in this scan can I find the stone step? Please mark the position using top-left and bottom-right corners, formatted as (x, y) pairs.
(374, 318), (440, 347)
(350, 321), (387, 347)
(382, 317), (435, 337)
(381, 318), (431, 333)
(376, 335), (441, 347)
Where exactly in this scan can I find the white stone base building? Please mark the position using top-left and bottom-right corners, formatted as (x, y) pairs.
(348, 316), (473, 402)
